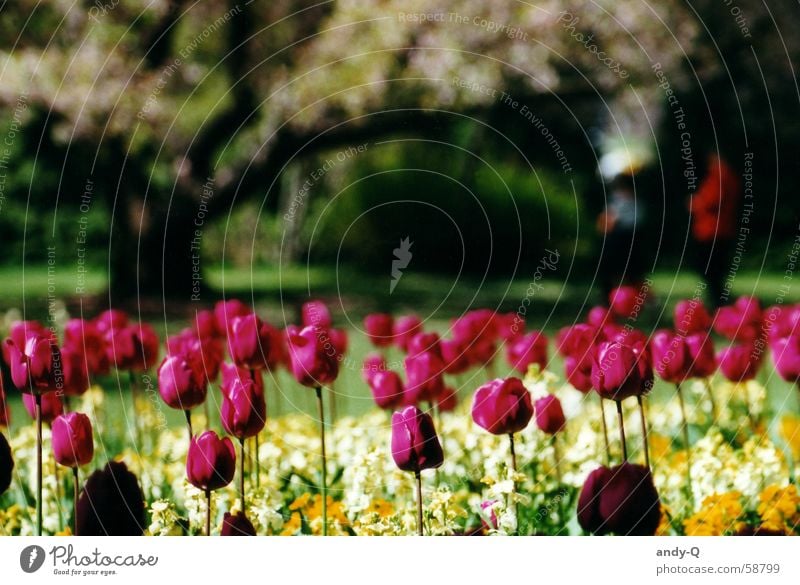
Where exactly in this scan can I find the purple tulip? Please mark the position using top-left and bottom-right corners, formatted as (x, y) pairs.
(22, 392), (63, 423)
(590, 341), (653, 400)
(717, 343), (760, 382)
(471, 377), (533, 435)
(186, 431), (236, 492)
(650, 330), (692, 383)
(5, 333), (61, 392)
(364, 313), (394, 347)
(51, 412), (94, 468)
(301, 300), (332, 330)
(390, 405), (444, 473)
(403, 351), (445, 405)
(772, 334), (800, 383)
(506, 331), (548, 374)
(392, 315), (423, 351)
(286, 325), (340, 387)
(220, 377), (266, 439)
(76, 461), (145, 536)
(368, 370), (405, 410)
(157, 355), (207, 411)
(220, 512), (256, 536)
(674, 299), (712, 334)
(534, 394), (566, 435)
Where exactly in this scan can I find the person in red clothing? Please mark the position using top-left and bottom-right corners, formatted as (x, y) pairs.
(689, 153), (741, 307)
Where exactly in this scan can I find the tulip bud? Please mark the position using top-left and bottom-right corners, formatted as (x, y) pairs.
(392, 315), (422, 351)
(301, 300), (332, 330)
(674, 299), (712, 333)
(193, 309), (220, 339)
(506, 331), (548, 374)
(440, 338), (471, 374)
(404, 351), (445, 405)
(564, 355), (593, 393)
(76, 461), (145, 535)
(577, 463), (661, 535)
(3, 320), (49, 366)
(227, 314), (272, 371)
(717, 343), (760, 382)
(220, 377), (266, 439)
(534, 394), (566, 434)
(214, 299), (251, 335)
(0, 432), (13, 496)
(496, 312), (524, 340)
(368, 370), (405, 410)
(713, 296), (763, 342)
(22, 392), (63, 423)
(609, 286), (640, 318)
(286, 325), (340, 387)
(591, 341), (653, 400)
(60, 347), (90, 396)
(186, 431), (236, 491)
(556, 323), (596, 358)
(407, 332), (442, 359)
(106, 324), (159, 372)
(772, 334), (800, 383)
(157, 355), (207, 411)
(361, 352), (387, 384)
(471, 377), (533, 435)
(364, 313), (394, 347)
(587, 305), (613, 328)
(51, 412), (94, 468)
(686, 332), (716, 378)
(5, 334), (61, 392)
(650, 330), (692, 383)
(220, 512), (256, 536)
(390, 405), (444, 472)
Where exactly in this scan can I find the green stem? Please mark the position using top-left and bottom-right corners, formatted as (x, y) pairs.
(615, 399), (628, 462)
(415, 470), (423, 536)
(703, 378), (718, 422)
(206, 489), (211, 536)
(676, 383), (694, 504)
(239, 438), (246, 513)
(316, 386), (327, 536)
(637, 395), (650, 470)
(72, 467), (79, 536)
(35, 393), (43, 536)
(184, 409), (193, 440)
(599, 394), (610, 465)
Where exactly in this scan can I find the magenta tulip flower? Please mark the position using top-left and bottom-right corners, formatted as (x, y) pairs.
(187, 431), (236, 491)
(361, 352), (387, 384)
(94, 309), (129, 333)
(60, 347), (90, 397)
(52, 412), (94, 468)
(471, 377), (533, 436)
(590, 341), (653, 401)
(220, 377), (266, 439)
(577, 462), (661, 535)
(564, 355), (593, 393)
(390, 405), (444, 473)
(368, 370), (405, 410)
(364, 313), (394, 347)
(608, 285), (640, 318)
(650, 330), (692, 383)
(717, 343), (760, 382)
(440, 338), (471, 375)
(587, 305), (614, 327)
(286, 325), (340, 387)
(534, 394), (566, 435)
(227, 314), (272, 371)
(106, 323), (159, 372)
(157, 355), (207, 411)
(772, 334), (800, 383)
(23, 392), (63, 423)
(407, 332), (442, 359)
(5, 333), (60, 392)
(63, 318), (109, 375)
(301, 300), (332, 329)
(403, 351), (445, 405)
(506, 331), (548, 374)
(214, 299), (251, 335)
(714, 296), (763, 342)
(220, 512), (256, 536)
(193, 309), (221, 339)
(392, 315), (423, 351)
(686, 332), (717, 378)
(674, 299), (712, 334)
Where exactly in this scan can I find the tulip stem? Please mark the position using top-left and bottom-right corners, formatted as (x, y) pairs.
(615, 399), (628, 462)
(703, 378), (718, 422)
(184, 409), (193, 440)
(598, 395), (610, 465)
(254, 434), (260, 488)
(239, 438), (246, 513)
(316, 386), (328, 536)
(637, 395), (650, 470)
(552, 436), (562, 484)
(415, 470), (423, 536)
(205, 488), (211, 536)
(72, 467), (79, 536)
(128, 371), (141, 449)
(35, 392), (43, 536)
(676, 384), (694, 505)
(508, 433), (517, 472)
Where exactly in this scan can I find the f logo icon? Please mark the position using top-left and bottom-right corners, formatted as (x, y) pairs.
(20, 545), (46, 573)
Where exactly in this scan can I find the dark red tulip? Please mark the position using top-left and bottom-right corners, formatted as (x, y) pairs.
(440, 338), (471, 374)
(23, 391), (63, 423)
(76, 461), (145, 535)
(714, 296), (763, 342)
(495, 312), (524, 340)
(590, 341), (653, 400)
(772, 334), (800, 383)
(404, 351), (445, 405)
(328, 328), (348, 359)
(534, 394), (566, 434)
(407, 332), (442, 359)
(764, 304), (800, 342)
(506, 331), (548, 374)
(227, 314), (271, 371)
(452, 309), (497, 345)
(51, 412), (94, 468)
(390, 405), (444, 473)
(364, 313), (394, 347)
(717, 343), (760, 382)
(220, 377), (266, 439)
(2, 320), (49, 365)
(609, 286), (640, 318)
(94, 309), (129, 333)
(168, 329), (224, 383)
(60, 347), (90, 396)
(686, 332), (716, 378)
(674, 299), (712, 334)
(368, 370), (405, 410)
(186, 431), (236, 491)
(361, 352), (387, 384)
(63, 318), (108, 375)
(214, 299), (251, 334)
(556, 323), (596, 359)
(220, 512), (256, 536)
(437, 386), (458, 412)
(650, 330), (692, 383)
(193, 309), (220, 339)
(301, 300), (332, 330)
(157, 355), (207, 411)
(106, 323), (159, 372)
(0, 432), (12, 495)
(220, 362), (264, 394)
(577, 463), (661, 535)
(564, 355), (593, 393)
(393, 315), (423, 351)
(286, 325), (340, 387)
(6, 333), (61, 392)
(471, 377), (533, 435)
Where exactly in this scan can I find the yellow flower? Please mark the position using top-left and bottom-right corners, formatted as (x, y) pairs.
(365, 499), (394, 518)
(289, 493), (311, 511)
(757, 484), (800, 534)
(683, 492), (744, 536)
(780, 415), (800, 461)
(280, 512), (302, 535)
